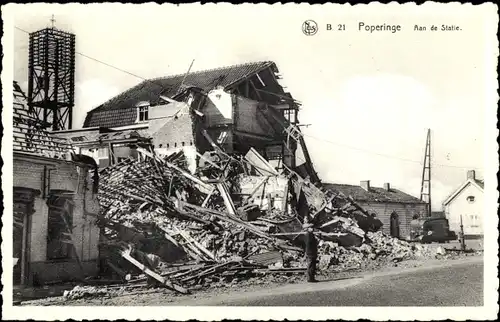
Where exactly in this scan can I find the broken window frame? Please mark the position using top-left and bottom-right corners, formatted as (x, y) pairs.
(46, 195), (75, 261)
(217, 131), (228, 145)
(283, 108), (297, 124)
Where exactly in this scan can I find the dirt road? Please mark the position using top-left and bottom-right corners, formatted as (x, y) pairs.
(19, 254), (482, 306)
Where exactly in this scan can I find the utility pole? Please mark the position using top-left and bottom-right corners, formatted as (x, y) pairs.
(177, 59), (195, 95)
(460, 215), (466, 251)
(420, 129), (432, 217)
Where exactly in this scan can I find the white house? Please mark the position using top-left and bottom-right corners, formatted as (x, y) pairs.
(443, 170), (484, 237)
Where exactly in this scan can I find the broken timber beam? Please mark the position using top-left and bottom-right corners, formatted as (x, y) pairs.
(216, 182), (237, 216)
(245, 148), (279, 176)
(178, 201), (273, 240)
(136, 147), (212, 192)
(120, 249), (189, 294)
(177, 229), (216, 261)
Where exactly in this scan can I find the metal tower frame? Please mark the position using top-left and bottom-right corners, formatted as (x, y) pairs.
(28, 26), (76, 131)
(420, 129), (432, 216)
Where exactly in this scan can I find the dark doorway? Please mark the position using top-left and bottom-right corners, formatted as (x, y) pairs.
(390, 211), (400, 238)
(13, 187), (39, 286)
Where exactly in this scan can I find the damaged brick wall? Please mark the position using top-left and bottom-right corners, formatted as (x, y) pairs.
(13, 156), (100, 284)
(152, 113), (196, 150)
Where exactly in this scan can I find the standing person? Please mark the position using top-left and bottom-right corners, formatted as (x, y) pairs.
(303, 222), (318, 283)
(410, 214), (421, 240)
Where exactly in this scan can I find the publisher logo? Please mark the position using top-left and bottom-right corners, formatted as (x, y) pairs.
(302, 20), (318, 36)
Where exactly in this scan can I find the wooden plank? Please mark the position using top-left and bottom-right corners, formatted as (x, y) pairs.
(244, 148), (279, 176)
(136, 147), (212, 192)
(246, 176), (271, 200)
(320, 217), (342, 229)
(346, 195), (370, 216)
(177, 229), (216, 261)
(216, 182), (237, 216)
(281, 179), (289, 214)
(271, 232), (304, 236)
(181, 261), (234, 283)
(178, 201), (272, 240)
(200, 129), (225, 156)
(120, 249), (189, 294)
(201, 187), (215, 208)
(249, 79), (262, 100)
(196, 151), (222, 170)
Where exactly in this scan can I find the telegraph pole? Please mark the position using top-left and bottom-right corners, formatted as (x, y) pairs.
(420, 129), (432, 217)
(460, 215), (466, 251)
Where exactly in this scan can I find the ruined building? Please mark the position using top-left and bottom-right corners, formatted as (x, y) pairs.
(13, 81), (100, 286)
(55, 61), (319, 182)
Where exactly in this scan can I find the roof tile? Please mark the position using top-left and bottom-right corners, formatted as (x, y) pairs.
(13, 81), (72, 159)
(84, 61), (275, 127)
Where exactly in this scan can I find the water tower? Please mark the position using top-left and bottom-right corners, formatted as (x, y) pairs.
(28, 16), (76, 131)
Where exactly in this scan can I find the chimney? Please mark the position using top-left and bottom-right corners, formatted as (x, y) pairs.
(383, 182), (391, 191)
(360, 180), (371, 191)
(467, 170), (476, 180)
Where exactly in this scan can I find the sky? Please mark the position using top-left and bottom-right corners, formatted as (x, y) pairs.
(6, 3), (496, 211)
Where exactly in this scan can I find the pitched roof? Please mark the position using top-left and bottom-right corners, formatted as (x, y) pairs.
(442, 178), (484, 206)
(83, 61), (276, 128)
(13, 81), (72, 159)
(323, 183), (425, 204)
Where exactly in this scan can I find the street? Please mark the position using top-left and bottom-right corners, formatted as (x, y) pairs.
(172, 257), (483, 306)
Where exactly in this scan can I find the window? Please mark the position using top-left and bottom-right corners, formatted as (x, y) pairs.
(470, 215), (480, 228)
(138, 105), (149, 122)
(46, 196), (74, 260)
(466, 195), (475, 203)
(217, 131), (228, 144)
(98, 147), (109, 159)
(283, 109), (296, 124)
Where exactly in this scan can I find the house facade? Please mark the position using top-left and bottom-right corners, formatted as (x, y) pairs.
(324, 180), (427, 239)
(13, 82), (101, 286)
(79, 61), (319, 180)
(443, 170), (484, 237)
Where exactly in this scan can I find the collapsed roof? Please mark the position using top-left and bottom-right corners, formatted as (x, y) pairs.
(13, 81), (72, 159)
(84, 61), (295, 128)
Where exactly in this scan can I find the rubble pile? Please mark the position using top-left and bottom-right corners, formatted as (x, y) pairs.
(317, 231), (438, 271)
(63, 285), (117, 300)
(85, 145), (438, 296)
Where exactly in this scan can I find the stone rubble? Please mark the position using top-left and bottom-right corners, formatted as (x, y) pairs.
(64, 147), (450, 299)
